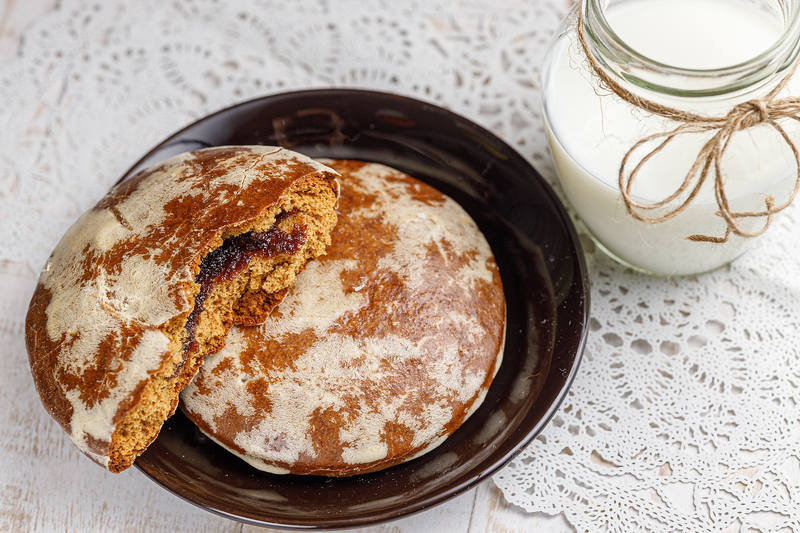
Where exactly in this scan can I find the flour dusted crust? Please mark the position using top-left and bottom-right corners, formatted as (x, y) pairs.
(181, 160), (506, 476)
(25, 146), (339, 471)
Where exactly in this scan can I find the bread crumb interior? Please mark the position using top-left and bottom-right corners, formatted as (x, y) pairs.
(106, 180), (337, 472)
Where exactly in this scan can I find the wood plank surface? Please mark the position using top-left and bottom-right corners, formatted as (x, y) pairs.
(0, 1), (572, 531)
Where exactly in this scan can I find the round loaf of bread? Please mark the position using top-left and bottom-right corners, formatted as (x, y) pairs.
(25, 146), (339, 472)
(180, 159), (506, 476)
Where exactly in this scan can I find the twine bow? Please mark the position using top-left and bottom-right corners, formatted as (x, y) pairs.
(576, 6), (800, 242)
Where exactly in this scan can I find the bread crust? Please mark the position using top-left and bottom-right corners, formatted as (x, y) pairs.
(25, 146), (339, 470)
(181, 160), (506, 476)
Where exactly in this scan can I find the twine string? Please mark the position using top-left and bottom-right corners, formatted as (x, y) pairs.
(575, 4), (800, 242)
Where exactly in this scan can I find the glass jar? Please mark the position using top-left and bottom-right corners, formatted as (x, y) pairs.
(541, 0), (800, 276)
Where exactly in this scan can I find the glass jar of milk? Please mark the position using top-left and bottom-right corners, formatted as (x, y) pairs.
(542, 0), (800, 275)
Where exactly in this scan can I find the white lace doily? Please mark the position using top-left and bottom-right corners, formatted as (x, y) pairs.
(2, 1), (799, 531)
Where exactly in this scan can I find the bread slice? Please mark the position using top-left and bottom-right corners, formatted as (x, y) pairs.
(25, 146), (339, 472)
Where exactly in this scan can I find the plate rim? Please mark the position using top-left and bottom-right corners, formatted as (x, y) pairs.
(125, 88), (590, 530)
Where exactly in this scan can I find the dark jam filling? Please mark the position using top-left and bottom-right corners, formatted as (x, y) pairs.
(183, 219), (306, 354)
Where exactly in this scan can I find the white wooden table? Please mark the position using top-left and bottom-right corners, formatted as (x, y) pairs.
(0, 1), (574, 531)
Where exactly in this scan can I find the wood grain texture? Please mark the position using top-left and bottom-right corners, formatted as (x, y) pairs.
(0, 1), (564, 531)
(0, 264), (567, 531)
(0, 269), (237, 533)
(470, 482), (575, 533)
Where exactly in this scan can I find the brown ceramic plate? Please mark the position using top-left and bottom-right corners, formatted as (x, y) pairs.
(123, 89), (588, 529)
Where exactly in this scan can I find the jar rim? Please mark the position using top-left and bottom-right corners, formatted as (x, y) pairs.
(585, 0), (800, 96)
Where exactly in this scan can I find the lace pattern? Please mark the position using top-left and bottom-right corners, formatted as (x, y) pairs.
(2, 1), (799, 530)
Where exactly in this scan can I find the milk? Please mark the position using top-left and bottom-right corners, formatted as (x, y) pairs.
(543, 0), (798, 275)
